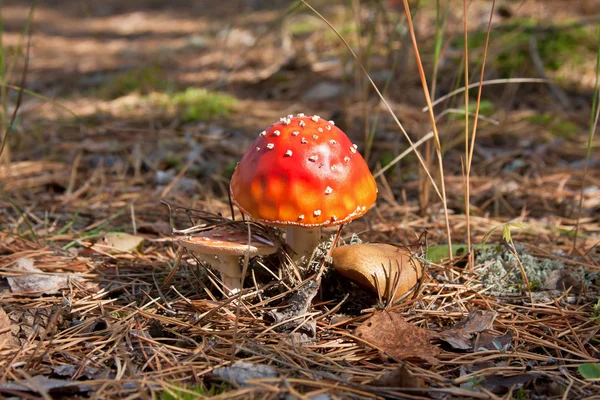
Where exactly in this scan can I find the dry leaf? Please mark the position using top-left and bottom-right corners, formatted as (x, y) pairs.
(369, 364), (423, 388)
(53, 364), (100, 380)
(0, 374), (92, 394)
(542, 269), (583, 293)
(136, 220), (172, 236)
(7, 258), (77, 295)
(475, 331), (513, 352)
(0, 307), (17, 349)
(92, 232), (145, 254)
(213, 361), (278, 388)
(332, 244), (422, 302)
(355, 310), (439, 364)
(436, 310), (498, 350)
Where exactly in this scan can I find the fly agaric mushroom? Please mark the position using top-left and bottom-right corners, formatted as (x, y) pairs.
(331, 243), (422, 302)
(178, 226), (278, 294)
(230, 114), (377, 260)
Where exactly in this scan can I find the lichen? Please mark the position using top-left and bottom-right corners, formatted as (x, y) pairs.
(474, 245), (594, 293)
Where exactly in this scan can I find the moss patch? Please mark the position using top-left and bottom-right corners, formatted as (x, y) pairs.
(454, 19), (597, 77)
(101, 66), (171, 99)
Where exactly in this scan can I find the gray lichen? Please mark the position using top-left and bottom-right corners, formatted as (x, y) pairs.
(475, 245), (594, 293)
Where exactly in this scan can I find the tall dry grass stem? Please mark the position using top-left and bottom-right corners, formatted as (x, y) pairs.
(572, 27), (600, 252)
(401, 0), (453, 259)
(463, 0), (496, 269)
(0, 3), (36, 163)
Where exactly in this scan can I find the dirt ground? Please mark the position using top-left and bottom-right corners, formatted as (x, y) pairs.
(0, 0), (599, 399)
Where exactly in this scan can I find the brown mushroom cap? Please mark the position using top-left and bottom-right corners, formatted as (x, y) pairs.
(332, 243), (422, 301)
(230, 114), (377, 227)
(178, 226), (278, 256)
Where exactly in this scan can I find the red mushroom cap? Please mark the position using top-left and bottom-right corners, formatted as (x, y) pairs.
(230, 114), (377, 227)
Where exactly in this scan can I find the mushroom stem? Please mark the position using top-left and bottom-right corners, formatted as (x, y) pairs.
(286, 227), (322, 262)
(199, 254), (243, 295)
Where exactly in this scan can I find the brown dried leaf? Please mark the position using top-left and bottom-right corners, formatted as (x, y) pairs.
(480, 373), (538, 394)
(542, 269), (583, 293)
(0, 374), (92, 394)
(7, 258), (80, 295)
(369, 364), (423, 388)
(92, 232), (145, 254)
(137, 220), (172, 236)
(355, 310), (439, 364)
(475, 331), (514, 352)
(213, 361), (279, 388)
(0, 307), (18, 349)
(436, 310), (498, 350)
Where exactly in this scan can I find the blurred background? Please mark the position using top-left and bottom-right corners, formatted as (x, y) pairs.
(1, 0), (599, 246)
(1, 2), (599, 397)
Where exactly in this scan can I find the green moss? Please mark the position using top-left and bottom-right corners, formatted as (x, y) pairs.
(450, 100), (494, 120)
(101, 66), (171, 99)
(528, 113), (580, 139)
(166, 88), (236, 122)
(159, 383), (231, 400)
(454, 19), (596, 77)
(379, 152), (395, 168)
(222, 159), (238, 179)
(163, 152), (184, 170)
(288, 19), (320, 36)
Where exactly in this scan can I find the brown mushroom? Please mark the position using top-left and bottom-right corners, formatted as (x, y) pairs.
(179, 226), (278, 295)
(331, 243), (422, 302)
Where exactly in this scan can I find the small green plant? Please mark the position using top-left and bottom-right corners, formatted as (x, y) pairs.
(460, 99), (493, 117)
(159, 385), (207, 400)
(159, 383), (231, 400)
(578, 363), (600, 379)
(592, 299), (600, 324)
(514, 387), (530, 400)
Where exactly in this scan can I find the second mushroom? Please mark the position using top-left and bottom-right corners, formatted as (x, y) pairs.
(179, 226), (278, 295)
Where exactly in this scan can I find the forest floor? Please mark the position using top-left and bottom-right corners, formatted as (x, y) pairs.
(0, 0), (599, 399)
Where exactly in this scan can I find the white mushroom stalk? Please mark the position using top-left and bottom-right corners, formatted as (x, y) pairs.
(286, 227), (321, 262)
(178, 226), (278, 295)
(192, 253), (245, 294)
